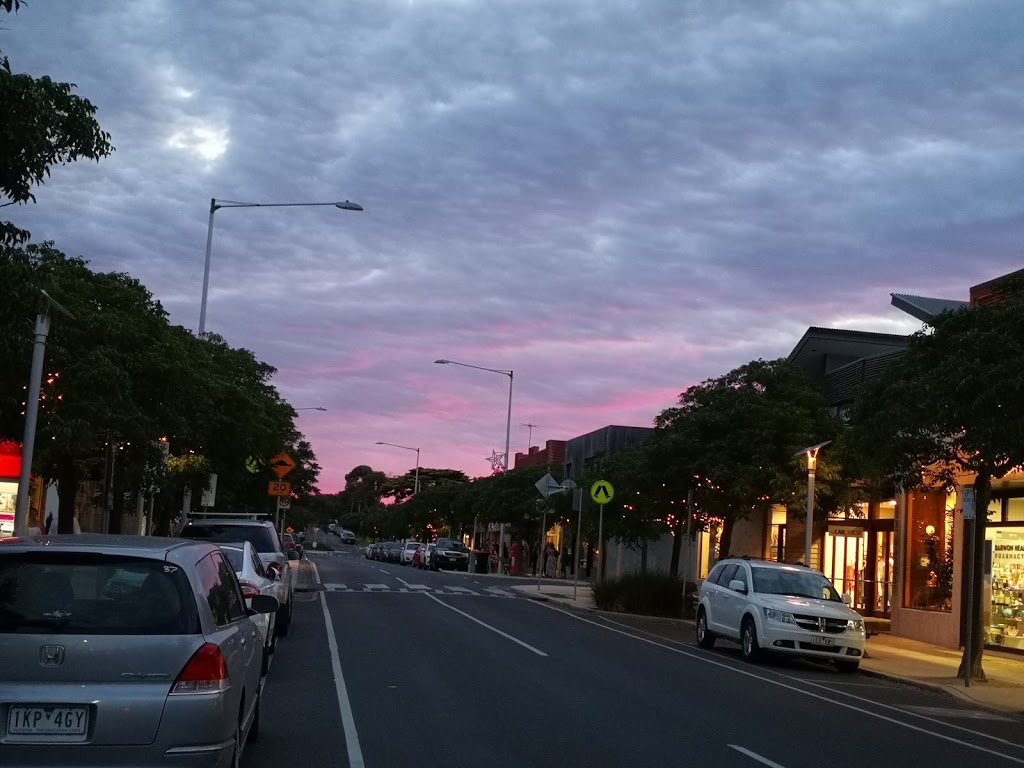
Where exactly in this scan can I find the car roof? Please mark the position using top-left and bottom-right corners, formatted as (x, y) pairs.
(0, 533), (214, 557)
(182, 518), (273, 527)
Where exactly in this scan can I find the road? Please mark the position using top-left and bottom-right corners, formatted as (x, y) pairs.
(246, 543), (1024, 768)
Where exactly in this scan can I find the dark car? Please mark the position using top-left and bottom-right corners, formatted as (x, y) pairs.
(431, 538), (471, 571)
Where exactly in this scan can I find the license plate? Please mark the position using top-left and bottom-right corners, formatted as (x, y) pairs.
(810, 636), (835, 647)
(8, 706), (88, 739)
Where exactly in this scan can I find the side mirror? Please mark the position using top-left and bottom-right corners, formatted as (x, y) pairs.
(249, 594), (280, 615)
(728, 579), (747, 594)
(842, 593), (852, 606)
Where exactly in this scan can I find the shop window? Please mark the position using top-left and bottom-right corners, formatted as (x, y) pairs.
(904, 491), (953, 612)
(875, 500), (896, 520)
(1006, 498), (1024, 522)
(987, 528), (1024, 650)
(768, 506), (787, 562)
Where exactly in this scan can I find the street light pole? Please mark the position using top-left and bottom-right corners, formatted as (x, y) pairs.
(198, 198), (363, 336)
(14, 291), (74, 536)
(375, 442), (421, 494)
(795, 441), (831, 570)
(433, 359), (514, 473)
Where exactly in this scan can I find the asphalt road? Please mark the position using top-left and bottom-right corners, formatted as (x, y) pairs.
(245, 543), (1024, 768)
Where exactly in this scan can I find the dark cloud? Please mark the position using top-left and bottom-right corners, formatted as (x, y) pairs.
(6, 0), (1021, 487)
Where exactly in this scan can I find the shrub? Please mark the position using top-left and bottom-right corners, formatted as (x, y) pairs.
(591, 572), (686, 618)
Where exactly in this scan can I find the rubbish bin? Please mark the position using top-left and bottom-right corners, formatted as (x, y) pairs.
(473, 551), (489, 574)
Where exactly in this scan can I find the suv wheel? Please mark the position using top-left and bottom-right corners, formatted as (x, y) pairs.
(696, 607), (715, 649)
(740, 617), (761, 662)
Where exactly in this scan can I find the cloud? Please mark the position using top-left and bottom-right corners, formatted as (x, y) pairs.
(5, 0), (1024, 489)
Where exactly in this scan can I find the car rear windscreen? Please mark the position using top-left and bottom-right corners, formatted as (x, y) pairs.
(180, 524), (279, 553)
(0, 554), (199, 635)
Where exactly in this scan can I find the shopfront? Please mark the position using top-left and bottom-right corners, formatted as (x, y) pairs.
(0, 441), (23, 536)
(983, 492), (1024, 651)
(822, 501), (896, 618)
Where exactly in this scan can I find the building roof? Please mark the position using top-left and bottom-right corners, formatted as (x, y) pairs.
(788, 327), (911, 378)
(890, 293), (968, 323)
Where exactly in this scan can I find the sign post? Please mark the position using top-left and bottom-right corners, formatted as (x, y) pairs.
(590, 481), (615, 582)
(572, 487), (583, 601)
(533, 474), (575, 590)
(963, 487), (976, 688)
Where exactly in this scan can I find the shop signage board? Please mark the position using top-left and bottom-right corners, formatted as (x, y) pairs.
(828, 524), (863, 538)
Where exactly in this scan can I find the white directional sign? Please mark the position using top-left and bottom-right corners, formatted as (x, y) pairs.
(535, 472), (572, 498)
(963, 487), (976, 520)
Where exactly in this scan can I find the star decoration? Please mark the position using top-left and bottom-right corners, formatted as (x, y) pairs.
(486, 449), (506, 473)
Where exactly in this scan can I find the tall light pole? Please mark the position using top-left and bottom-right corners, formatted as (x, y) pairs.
(375, 441), (421, 494)
(795, 441), (831, 570)
(295, 407), (328, 412)
(434, 359), (513, 474)
(198, 198), (363, 335)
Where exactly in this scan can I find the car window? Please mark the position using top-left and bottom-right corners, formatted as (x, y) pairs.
(220, 547), (245, 572)
(715, 564), (738, 587)
(180, 523), (280, 553)
(751, 567), (843, 602)
(705, 563), (726, 585)
(731, 565), (749, 591)
(0, 553), (199, 635)
(250, 549), (266, 578)
(196, 553), (246, 626)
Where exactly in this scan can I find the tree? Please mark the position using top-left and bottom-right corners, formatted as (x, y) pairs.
(655, 359), (839, 559)
(1, 1), (114, 245)
(850, 292), (1024, 681)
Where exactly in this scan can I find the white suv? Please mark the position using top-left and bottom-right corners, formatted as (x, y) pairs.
(695, 558), (866, 672)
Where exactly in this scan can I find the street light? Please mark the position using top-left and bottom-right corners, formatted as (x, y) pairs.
(433, 359), (513, 474)
(435, 358), (514, 553)
(375, 442), (421, 494)
(295, 407), (328, 412)
(198, 198), (363, 335)
(794, 441), (831, 570)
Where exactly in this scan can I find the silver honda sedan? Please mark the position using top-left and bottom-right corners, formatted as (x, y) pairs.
(0, 534), (278, 767)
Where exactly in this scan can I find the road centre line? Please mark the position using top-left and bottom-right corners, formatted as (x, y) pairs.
(729, 745), (788, 768)
(532, 600), (1024, 764)
(590, 608), (1024, 749)
(424, 593), (547, 657)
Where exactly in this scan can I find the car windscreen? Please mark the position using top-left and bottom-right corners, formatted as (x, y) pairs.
(220, 548), (245, 572)
(436, 539), (468, 551)
(405, 543), (419, 550)
(180, 524), (279, 553)
(751, 567), (842, 602)
(0, 553), (200, 635)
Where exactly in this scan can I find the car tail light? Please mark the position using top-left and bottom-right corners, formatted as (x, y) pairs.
(238, 581), (261, 600)
(171, 643), (229, 695)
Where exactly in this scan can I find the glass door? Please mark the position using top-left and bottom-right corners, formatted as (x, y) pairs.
(824, 530), (868, 611)
(871, 529), (894, 618)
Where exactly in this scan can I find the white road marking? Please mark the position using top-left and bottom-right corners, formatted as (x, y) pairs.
(729, 745), (787, 768)
(532, 601), (1024, 764)
(444, 586), (477, 594)
(484, 587), (516, 598)
(363, 583), (390, 591)
(425, 593), (547, 657)
(322, 583), (349, 591)
(377, 568), (390, 575)
(903, 706), (1015, 722)
(310, 561), (322, 585)
(318, 590), (365, 768)
(396, 578), (430, 590)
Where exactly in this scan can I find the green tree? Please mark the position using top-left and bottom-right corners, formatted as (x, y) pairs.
(655, 359), (838, 559)
(850, 293), (1024, 681)
(1, 1), (114, 245)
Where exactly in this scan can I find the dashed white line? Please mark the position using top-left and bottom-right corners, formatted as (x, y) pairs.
(318, 584), (365, 767)
(729, 745), (788, 768)
(425, 593), (547, 657)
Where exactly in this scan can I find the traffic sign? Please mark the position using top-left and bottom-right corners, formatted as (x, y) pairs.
(591, 480), (614, 504)
(268, 480), (291, 497)
(963, 487), (976, 520)
(245, 455), (263, 474)
(269, 452), (296, 479)
(276, 496), (291, 510)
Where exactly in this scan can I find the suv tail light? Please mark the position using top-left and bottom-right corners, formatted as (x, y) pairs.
(238, 581), (261, 600)
(171, 643), (229, 695)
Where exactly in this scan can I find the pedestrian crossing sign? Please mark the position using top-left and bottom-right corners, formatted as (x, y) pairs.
(591, 480), (614, 504)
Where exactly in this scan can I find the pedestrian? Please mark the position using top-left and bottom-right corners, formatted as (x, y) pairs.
(545, 544), (557, 578)
(510, 539), (520, 576)
(28, 507), (42, 536)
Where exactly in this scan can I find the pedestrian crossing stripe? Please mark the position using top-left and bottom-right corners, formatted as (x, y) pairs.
(320, 583), (518, 597)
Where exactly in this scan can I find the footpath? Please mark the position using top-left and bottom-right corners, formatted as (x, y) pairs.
(508, 582), (1024, 714)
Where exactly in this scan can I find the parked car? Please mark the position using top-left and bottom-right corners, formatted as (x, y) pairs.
(419, 543), (437, 569)
(340, 529), (356, 545)
(431, 538), (471, 571)
(218, 541), (285, 671)
(0, 534), (277, 766)
(400, 540), (421, 565)
(381, 542), (402, 563)
(179, 518), (295, 637)
(695, 558), (866, 672)
(365, 543), (377, 559)
(281, 533), (303, 559)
